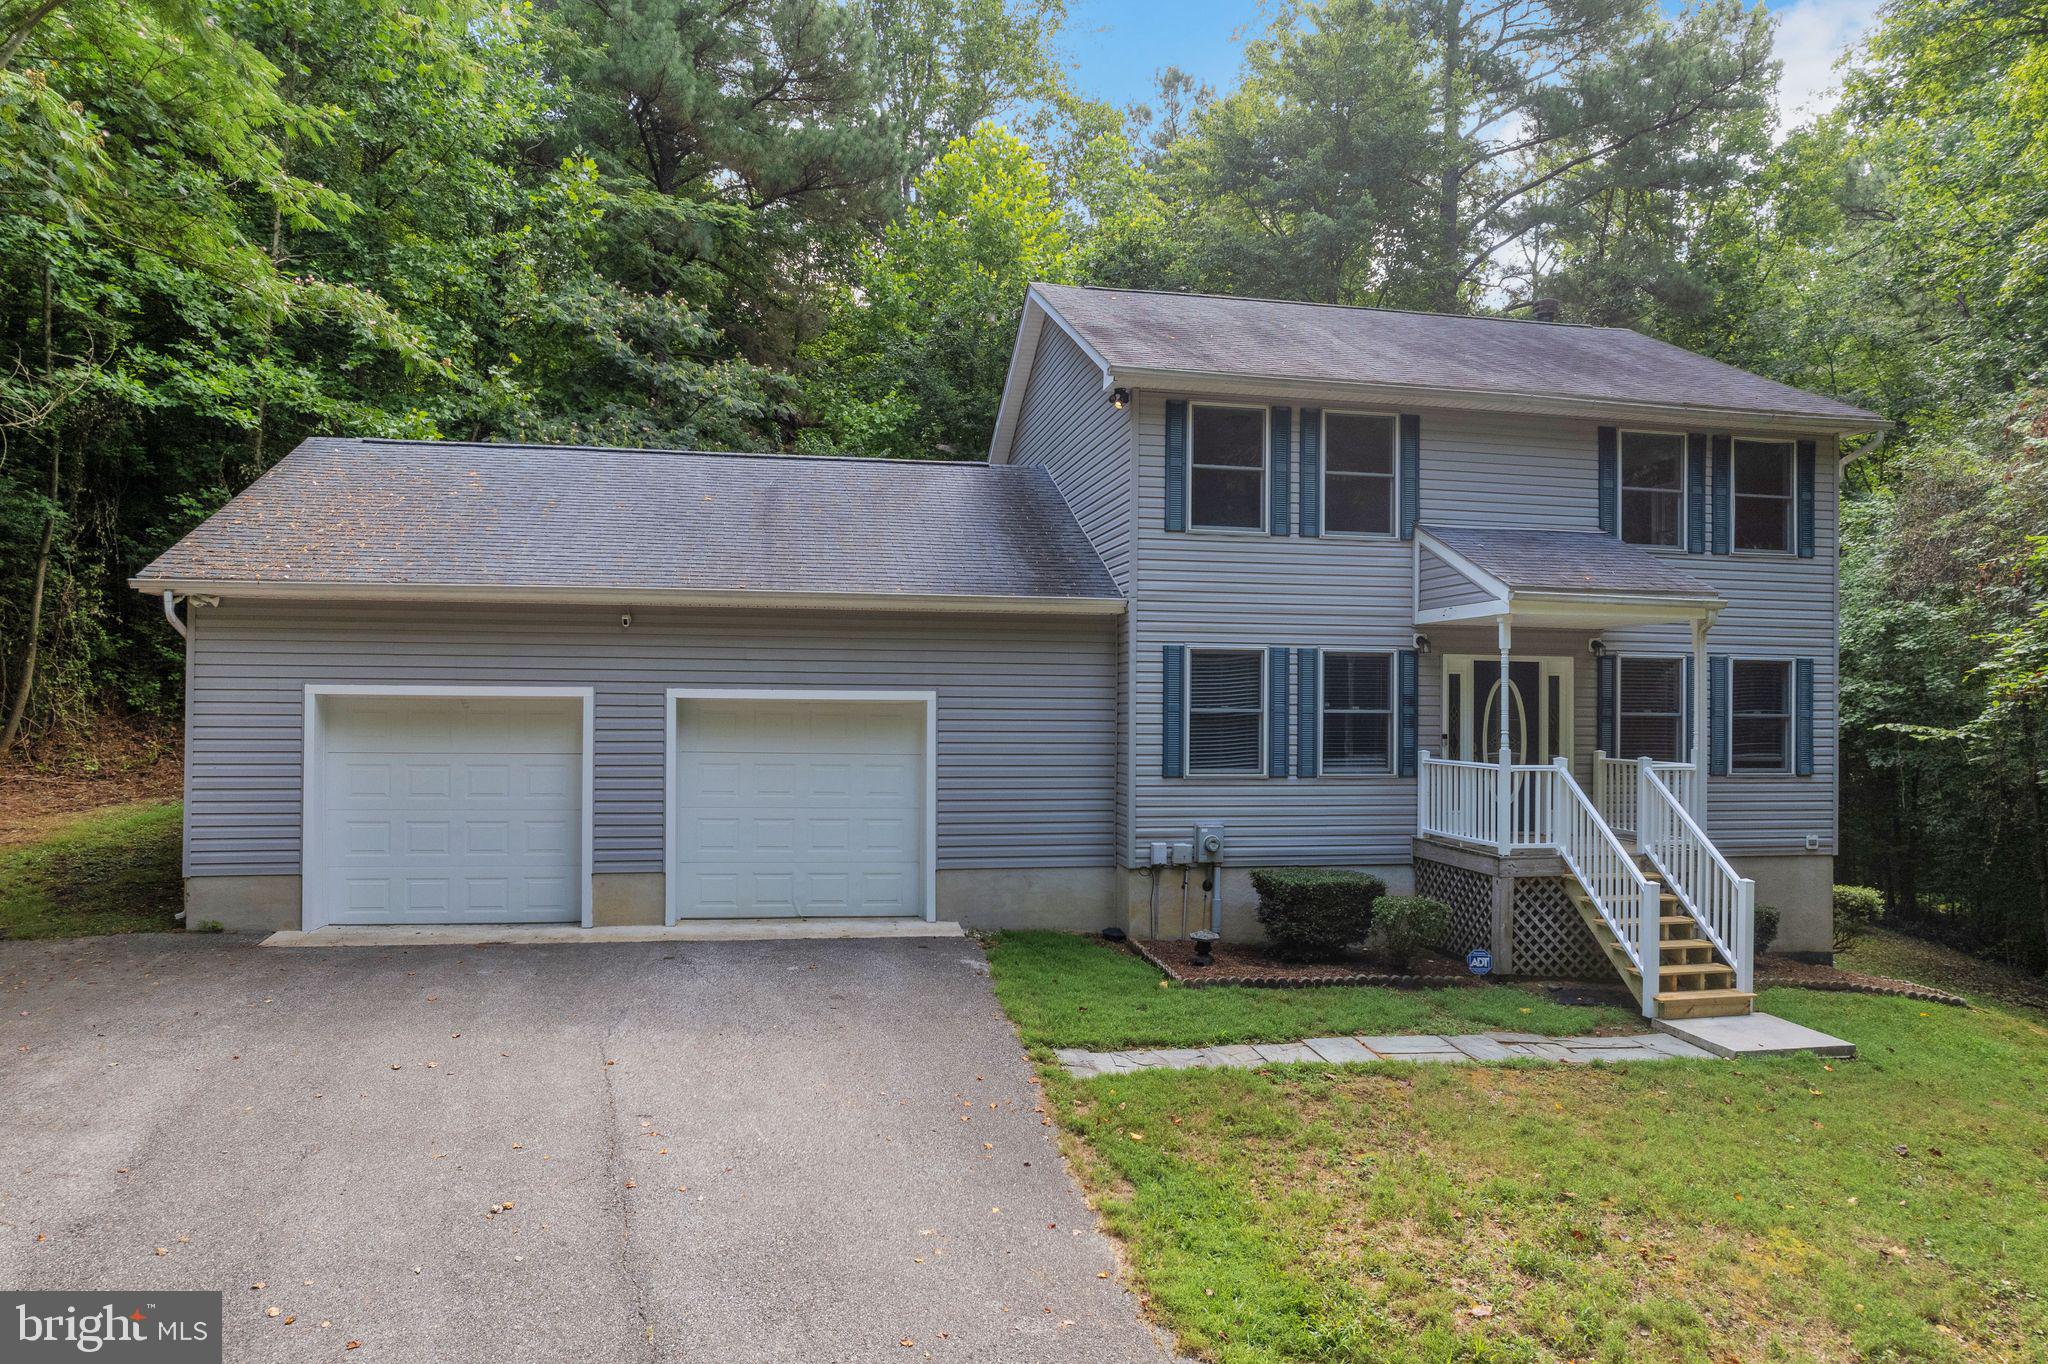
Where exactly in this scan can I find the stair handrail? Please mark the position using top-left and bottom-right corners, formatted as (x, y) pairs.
(1547, 756), (1662, 1018)
(1636, 758), (1756, 992)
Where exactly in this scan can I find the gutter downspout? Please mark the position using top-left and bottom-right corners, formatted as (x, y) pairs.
(162, 591), (188, 639)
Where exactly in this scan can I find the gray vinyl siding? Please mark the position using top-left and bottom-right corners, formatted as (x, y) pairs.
(183, 601), (1118, 876)
(1417, 544), (1496, 612)
(1010, 326), (1135, 592)
(1126, 388), (1841, 865)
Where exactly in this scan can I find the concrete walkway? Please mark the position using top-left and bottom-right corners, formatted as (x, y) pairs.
(1058, 1029), (1719, 1077)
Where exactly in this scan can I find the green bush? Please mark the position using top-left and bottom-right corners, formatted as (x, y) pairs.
(1754, 906), (1782, 955)
(1373, 895), (1452, 971)
(1249, 868), (1385, 962)
(1833, 884), (1884, 951)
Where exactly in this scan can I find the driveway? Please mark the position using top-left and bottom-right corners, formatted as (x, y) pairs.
(0, 935), (1177, 1362)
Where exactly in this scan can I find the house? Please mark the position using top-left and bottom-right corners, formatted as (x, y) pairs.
(135, 283), (1885, 1018)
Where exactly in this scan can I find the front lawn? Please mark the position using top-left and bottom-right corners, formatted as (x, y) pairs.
(986, 931), (1635, 1051)
(994, 934), (2048, 1361)
(0, 799), (183, 938)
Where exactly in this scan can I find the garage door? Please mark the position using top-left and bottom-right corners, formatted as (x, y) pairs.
(312, 695), (584, 925)
(672, 698), (926, 918)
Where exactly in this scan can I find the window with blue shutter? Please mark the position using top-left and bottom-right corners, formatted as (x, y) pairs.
(1295, 647), (1321, 775)
(1298, 409), (1322, 537)
(1796, 440), (1817, 558)
(1687, 434), (1708, 553)
(1161, 645), (1185, 777)
(1164, 401), (1188, 532)
(1267, 645), (1291, 777)
(1269, 408), (1292, 537)
(1708, 654), (1731, 775)
(1398, 414), (1421, 540)
(1795, 657), (1816, 775)
(1597, 426), (1619, 535)
(1187, 649), (1266, 774)
(1595, 651), (1616, 754)
(1397, 649), (1419, 776)
(1710, 435), (1733, 554)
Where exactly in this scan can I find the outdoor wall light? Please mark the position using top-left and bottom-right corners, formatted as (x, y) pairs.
(1413, 632), (1431, 654)
(1588, 638), (1607, 657)
(1110, 386), (1131, 410)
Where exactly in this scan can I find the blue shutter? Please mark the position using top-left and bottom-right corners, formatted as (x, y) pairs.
(1796, 440), (1817, 558)
(1794, 657), (1815, 775)
(1268, 408), (1292, 536)
(1267, 646), (1291, 777)
(1295, 647), (1321, 777)
(1687, 433), (1708, 553)
(1298, 409), (1321, 538)
(1596, 652), (1616, 754)
(1398, 414), (1421, 540)
(1682, 654), (1696, 760)
(1711, 435), (1732, 555)
(1708, 654), (1731, 776)
(1164, 401), (1187, 532)
(1397, 649), (1419, 777)
(1597, 426), (1619, 535)
(1161, 645), (1185, 778)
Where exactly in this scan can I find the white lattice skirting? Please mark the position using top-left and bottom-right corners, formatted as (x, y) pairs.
(1511, 877), (1609, 978)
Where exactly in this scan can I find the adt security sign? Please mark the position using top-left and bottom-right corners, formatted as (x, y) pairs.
(1466, 948), (1493, 976)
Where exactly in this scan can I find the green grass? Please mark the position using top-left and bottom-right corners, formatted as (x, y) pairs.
(986, 931), (1635, 1051)
(999, 937), (2048, 1362)
(0, 800), (183, 939)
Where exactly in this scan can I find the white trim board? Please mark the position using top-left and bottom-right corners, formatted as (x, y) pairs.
(663, 687), (941, 926)
(299, 684), (598, 932)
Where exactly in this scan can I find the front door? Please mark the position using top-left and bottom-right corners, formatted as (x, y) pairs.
(1445, 657), (1566, 765)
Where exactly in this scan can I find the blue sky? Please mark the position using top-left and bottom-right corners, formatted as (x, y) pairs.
(1058, 0), (1883, 128)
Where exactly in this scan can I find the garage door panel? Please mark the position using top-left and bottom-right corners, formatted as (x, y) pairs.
(673, 698), (925, 919)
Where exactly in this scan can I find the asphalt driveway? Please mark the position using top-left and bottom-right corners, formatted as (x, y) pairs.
(0, 935), (1177, 1362)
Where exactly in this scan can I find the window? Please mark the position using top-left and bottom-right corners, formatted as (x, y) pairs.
(1731, 659), (1792, 772)
(1618, 657), (1684, 762)
(1187, 649), (1265, 774)
(1323, 652), (1393, 773)
(1621, 431), (1685, 547)
(1189, 405), (1266, 530)
(1323, 412), (1396, 535)
(1733, 439), (1795, 552)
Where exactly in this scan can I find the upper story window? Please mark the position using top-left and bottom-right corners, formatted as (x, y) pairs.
(1733, 439), (1795, 552)
(1189, 405), (1267, 530)
(1618, 657), (1684, 762)
(1323, 412), (1396, 535)
(1186, 648), (1265, 774)
(1323, 651), (1393, 773)
(1731, 659), (1792, 772)
(1620, 431), (1685, 547)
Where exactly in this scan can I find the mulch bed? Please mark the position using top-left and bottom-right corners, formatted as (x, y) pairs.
(1133, 937), (1477, 988)
(1755, 952), (1968, 1007)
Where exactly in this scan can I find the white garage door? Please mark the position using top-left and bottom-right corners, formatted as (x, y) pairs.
(312, 695), (584, 925)
(672, 698), (926, 919)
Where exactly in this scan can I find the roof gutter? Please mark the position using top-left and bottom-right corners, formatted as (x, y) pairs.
(128, 578), (1128, 618)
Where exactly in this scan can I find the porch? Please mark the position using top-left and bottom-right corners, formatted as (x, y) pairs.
(1409, 525), (1758, 1020)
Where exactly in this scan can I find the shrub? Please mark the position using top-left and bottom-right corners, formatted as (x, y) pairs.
(1249, 868), (1385, 962)
(1833, 885), (1883, 951)
(1373, 895), (1452, 971)
(1754, 906), (1781, 955)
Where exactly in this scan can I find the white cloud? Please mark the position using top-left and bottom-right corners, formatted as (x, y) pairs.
(1771, 0), (1884, 128)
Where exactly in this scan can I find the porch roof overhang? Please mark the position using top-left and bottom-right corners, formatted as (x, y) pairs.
(1414, 524), (1724, 629)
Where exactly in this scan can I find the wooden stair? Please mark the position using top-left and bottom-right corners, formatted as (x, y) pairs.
(1561, 864), (1753, 1019)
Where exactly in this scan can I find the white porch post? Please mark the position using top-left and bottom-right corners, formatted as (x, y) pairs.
(1496, 616), (1513, 854)
(1690, 615), (1710, 822)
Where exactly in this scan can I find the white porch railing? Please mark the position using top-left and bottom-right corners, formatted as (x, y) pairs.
(1593, 753), (1698, 833)
(1547, 757), (1663, 1016)
(1416, 755), (1564, 850)
(1635, 758), (1756, 992)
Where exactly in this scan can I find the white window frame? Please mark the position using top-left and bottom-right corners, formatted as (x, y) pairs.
(1618, 428), (1687, 550)
(1183, 646), (1268, 777)
(1319, 409), (1400, 538)
(1615, 654), (1686, 763)
(1321, 650), (1396, 775)
(1729, 657), (1794, 775)
(1187, 402), (1270, 534)
(1731, 437), (1796, 556)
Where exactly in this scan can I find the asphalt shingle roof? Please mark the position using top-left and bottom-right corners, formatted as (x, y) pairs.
(1035, 284), (1882, 426)
(134, 438), (1123, 602)
(1422, 524), (1722, 599)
